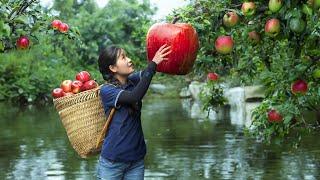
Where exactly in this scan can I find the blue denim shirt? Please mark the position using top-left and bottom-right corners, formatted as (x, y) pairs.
(99, 70), (146, 162)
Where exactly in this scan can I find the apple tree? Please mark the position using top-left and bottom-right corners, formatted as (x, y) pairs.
(167, 0), (320, 144)
(0, 0), (80, 52)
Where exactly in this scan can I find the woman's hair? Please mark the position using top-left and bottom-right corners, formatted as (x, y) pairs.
(98, 45), (139, 115)
(98, 45), (122, 86)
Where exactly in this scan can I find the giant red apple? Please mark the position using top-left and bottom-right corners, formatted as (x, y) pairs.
(223, 11), (239, 27)
(71, 80), (83, 93)
(265, 18), (281, 37)
(241, 2), (256, 16)
(291, 79), (308, 95)
(76, 71), (91, 82)
(215, 35), (234, 54)
(267, 109), (283, 122)
(60, 80), (72, 92)
(52, 88), (64, 99)
(16, 36), (30, 49)
(146, 22), (199, 75)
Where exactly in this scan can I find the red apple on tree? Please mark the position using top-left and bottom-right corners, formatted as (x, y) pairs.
(291, 79), (308, 95)
(51, 20), (62, 30)
(76, 71), (91, 83)
(265, 18), (281, 37)
(146, 20), (199, 75)
(269, 0), (283, 13)
(60, 80), (73, 92)
(59, 23), (69, 33)
(71, 80), (83, 94)
(248, 31), (260, 44)
(215, 35), (234, 54)
(241, 2), (256, 16)
(223, 11), (239, 27)
(16, 36), (30, 49)
(267, 109), (283, 122)
(52, 88), (64, 99)
(82, 80), (98, 91)
(207, 72), (219, 81)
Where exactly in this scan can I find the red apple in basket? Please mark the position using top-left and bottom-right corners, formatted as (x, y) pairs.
(146, 21), (199, 75)
(63, 92), (74, 97)
(60, 80), (72, 92)
(52, 88), (64, 98)
(82, 80), (98, 91)
(71, 80), (83, 93)
(76, 71), (91, 82)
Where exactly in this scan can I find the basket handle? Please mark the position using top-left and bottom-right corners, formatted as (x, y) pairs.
(96, 107), (116, 149)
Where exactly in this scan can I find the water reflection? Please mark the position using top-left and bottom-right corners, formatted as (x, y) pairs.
(0, 97), (319, 179)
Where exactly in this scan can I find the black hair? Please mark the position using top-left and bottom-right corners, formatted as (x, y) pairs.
(98, 45), (139, 115)
(98, 45), (122, 86)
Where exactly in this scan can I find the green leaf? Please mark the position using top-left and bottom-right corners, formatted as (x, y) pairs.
(14, 15), (29, 24)
(0, 21), (11, 37)
(0, 40), (4, 51)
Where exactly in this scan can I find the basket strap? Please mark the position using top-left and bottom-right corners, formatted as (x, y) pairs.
(96, 107), (116, 149)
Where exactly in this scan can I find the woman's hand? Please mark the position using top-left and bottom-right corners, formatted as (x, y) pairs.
(152, 44), (172, 65)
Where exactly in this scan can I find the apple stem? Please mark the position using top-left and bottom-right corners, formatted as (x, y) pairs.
(172, 15), (180, 24)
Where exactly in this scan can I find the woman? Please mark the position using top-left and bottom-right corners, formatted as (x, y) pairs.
(96, 43), (172, 180)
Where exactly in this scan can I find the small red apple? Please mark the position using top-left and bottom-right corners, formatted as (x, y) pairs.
(52, 88), (64, 99)
(51, 20), (62, 30)
(241, 2), (256, 16)
(265, 18), (281, 37)
(267, 109), (283, 122)
(71, 80), (83, 94)
(60, 80), (73, 93)
(63, 92), (74, 97)
(223, 11), (239, 27)
(248, 31), (260, 44)
(76, 71), (91, 83)
(207, 72), (219, 81)
(59, 23), (69, 33)
(16, 36), (30, 49)
(291, 79), (308, 95)
(82, 80), (98, 91)
(215, 35), (234, 54)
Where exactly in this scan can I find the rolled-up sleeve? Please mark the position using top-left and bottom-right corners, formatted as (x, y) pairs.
(100, 85), (124, 109)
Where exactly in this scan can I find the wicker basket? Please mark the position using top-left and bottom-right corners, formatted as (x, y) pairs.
(53, 84), (113, 158)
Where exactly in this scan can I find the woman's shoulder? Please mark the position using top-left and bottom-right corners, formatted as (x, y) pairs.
(100, 83), (121, 92)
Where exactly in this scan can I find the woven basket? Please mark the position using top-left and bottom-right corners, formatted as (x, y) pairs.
(53, 84), (110, 158)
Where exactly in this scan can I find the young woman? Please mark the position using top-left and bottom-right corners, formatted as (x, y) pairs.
(96, 44), (171, 180)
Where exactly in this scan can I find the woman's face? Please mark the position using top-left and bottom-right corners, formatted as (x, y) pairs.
(109, 49), (135, 76)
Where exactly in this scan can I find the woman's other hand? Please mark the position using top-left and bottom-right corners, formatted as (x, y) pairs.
(152, 44), (172, 65)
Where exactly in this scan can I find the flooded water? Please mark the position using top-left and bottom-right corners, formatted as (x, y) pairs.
(0, 97), (320, 180)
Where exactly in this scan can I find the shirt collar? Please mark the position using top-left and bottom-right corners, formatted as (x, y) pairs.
(120, 79), (134, 89)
